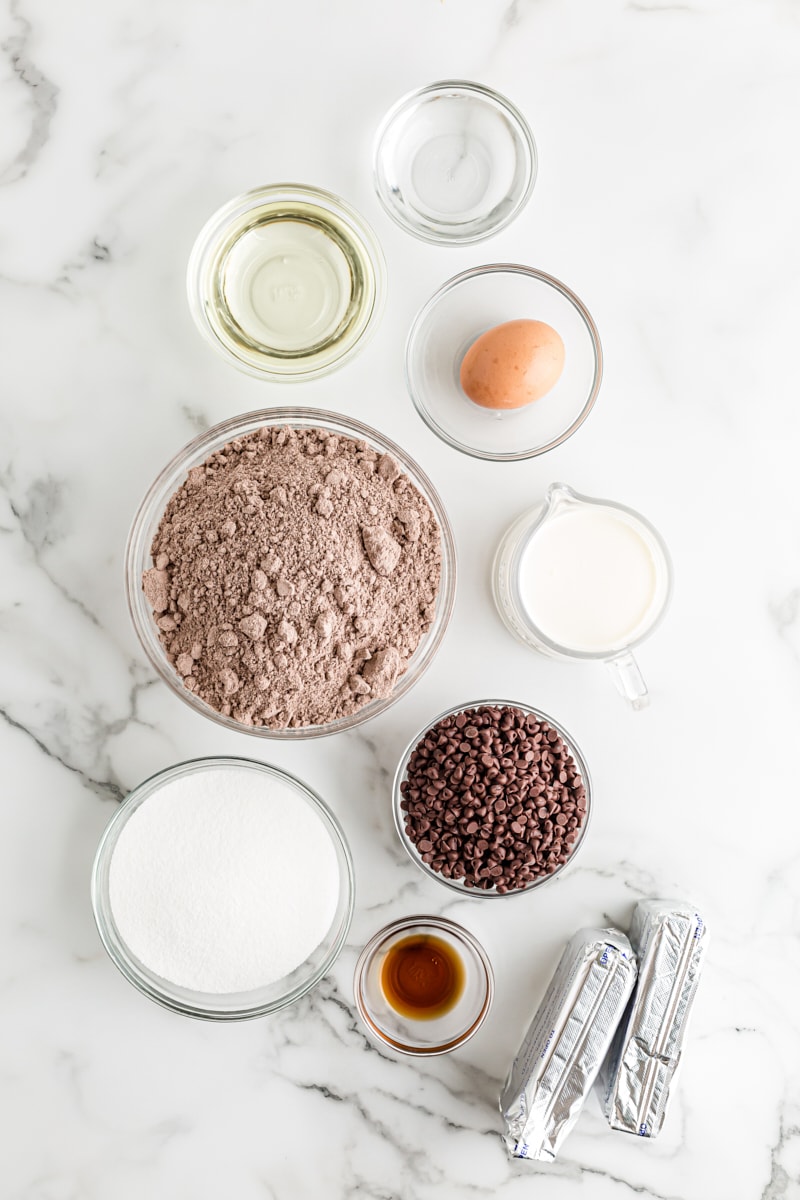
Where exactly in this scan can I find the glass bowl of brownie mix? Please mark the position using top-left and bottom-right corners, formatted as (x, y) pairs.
(126, 409), (456, 738)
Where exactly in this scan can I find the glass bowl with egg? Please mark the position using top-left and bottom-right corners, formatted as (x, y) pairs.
(405, 264), (603, 461)
(187, 184), (386, 381)
(126, 408), (456, 740)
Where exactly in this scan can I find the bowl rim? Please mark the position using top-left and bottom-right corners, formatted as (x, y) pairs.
(392, 698), (593, 899)
(186, 182), (387, 382)
(91, 755), (355, 1020)
(405, 263), (604, 462)
(373, 79), (538, 246)
(353, 913), (494, 1055)
(125, 407), (457, 740)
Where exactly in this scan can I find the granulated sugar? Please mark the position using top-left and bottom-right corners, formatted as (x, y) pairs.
(108, 765), (340, 994)
(142, 424), (442, 729)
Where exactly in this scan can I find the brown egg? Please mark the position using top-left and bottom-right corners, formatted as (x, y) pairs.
(459, 319), (565, 410)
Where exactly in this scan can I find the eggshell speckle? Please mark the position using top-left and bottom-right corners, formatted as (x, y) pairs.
(459, 319), (565, 410)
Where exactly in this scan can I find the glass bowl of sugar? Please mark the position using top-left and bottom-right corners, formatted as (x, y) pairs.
(91, 757), (354, 1020)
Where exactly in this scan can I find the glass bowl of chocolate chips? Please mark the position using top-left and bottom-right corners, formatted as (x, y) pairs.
(126, 408), (456, 738)
(393, 699), (592, 897)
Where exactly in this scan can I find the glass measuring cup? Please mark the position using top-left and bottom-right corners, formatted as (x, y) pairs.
(492, 484), (673, 709)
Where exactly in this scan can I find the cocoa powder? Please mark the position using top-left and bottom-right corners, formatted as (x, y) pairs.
(143, 425), (442, 728)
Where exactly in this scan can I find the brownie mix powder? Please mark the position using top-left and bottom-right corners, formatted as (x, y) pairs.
(143, 425), (442, 728)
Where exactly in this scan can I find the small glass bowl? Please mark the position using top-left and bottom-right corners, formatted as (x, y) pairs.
(405, 264), (603, 461)
(126, 408), (457, 740)
(392, 699), (592, 899)
(374, 80), (537, 244)
(187, 184), (386, 381)
(354, 916), (494, 1055)
(91, 757), (355, 1020)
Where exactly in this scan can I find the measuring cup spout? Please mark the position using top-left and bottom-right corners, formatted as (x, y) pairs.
(543, 481), (578, 513)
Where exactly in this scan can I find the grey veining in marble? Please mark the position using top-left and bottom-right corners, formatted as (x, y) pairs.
(2, 0), (799, 1197)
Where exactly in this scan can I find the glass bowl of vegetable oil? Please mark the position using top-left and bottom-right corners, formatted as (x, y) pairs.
(187, 184), (386, 382)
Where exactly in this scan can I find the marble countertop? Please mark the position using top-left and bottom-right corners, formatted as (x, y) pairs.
(2, 1), (799, 1196)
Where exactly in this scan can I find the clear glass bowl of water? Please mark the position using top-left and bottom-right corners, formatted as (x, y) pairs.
(374, 80), (537, 245)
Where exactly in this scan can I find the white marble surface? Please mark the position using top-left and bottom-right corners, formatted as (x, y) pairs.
(2, 1), (799, 1196)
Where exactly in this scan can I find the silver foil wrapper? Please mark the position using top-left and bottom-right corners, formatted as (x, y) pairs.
(501, 928), (637, 1162)
(600, 899), (708, 1138)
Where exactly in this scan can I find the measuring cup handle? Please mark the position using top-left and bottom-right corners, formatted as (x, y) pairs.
(607, 652), (649, 710)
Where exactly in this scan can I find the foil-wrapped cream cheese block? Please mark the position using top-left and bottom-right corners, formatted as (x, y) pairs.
(601, 899), (708, 1138)
(501, 927), (637, 1161)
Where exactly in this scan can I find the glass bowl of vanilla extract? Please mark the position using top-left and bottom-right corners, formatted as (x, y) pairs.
(353, 915), (493, 1056)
